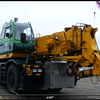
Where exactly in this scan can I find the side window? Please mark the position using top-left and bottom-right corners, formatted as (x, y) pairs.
(0, 28), (5, 40)
(5, 26), (10, 38)
(5, 26), (13, 41)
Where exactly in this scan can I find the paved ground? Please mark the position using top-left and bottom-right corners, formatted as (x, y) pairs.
(0, 84), (21, 99)
(0, 76), (100, 99)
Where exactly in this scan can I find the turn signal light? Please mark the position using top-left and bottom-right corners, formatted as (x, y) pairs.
(26, 67), (31, 74)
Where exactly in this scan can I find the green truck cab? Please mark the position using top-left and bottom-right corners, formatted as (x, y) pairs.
(0, 18), (36, 55)
(0, 18), (75, 93)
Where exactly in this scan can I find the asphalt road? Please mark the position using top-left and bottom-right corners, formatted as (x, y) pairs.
(0, 76), (100, 99)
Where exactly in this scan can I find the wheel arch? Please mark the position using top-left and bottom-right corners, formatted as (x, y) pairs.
(6, 59), (19, 73)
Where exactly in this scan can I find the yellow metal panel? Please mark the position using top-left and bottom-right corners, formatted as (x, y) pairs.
(43, 66), (45, 68)
(34, 65), (40, 68)
(73, 30), (77, 49)
(0, 53), (29, 59)
(79, 60), (90, 67)
(81, 26), (97, 62)
(28, 65), (31, 68)
(92, 69), (100, 76)
(35, 73), (41, 76)
(94, 53), (100, 60)
(23, 64), (25, 68)
(36, 36), (50, 55)
(76, 28), (81, 50)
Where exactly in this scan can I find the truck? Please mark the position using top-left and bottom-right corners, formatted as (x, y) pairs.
(0, 18), (100, 93)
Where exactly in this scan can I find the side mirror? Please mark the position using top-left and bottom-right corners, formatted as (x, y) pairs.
(6, 33), (10, 38)
(21, 33), (26, 43)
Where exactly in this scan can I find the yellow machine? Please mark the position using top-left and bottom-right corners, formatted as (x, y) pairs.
(34, 23), (100, 77)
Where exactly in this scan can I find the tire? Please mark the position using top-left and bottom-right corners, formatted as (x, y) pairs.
(47, 88), (62, 92)
(7, 64), (18, 93)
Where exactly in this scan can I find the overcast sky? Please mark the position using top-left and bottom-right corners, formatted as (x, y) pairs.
(0, 1), (100, 49)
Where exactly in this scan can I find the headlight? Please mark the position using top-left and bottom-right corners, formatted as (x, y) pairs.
(54, 35), (59, 40)
(33, 69), (37, 72)
(32, 69), (42, 72)
(38, 69), (42, 72)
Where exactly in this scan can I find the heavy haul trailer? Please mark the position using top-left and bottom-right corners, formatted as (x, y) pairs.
(0, 18), (100, 93)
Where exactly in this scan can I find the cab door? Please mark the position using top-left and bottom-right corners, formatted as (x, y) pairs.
(2, 25), (13, 54)
(0, 28), (5, 54)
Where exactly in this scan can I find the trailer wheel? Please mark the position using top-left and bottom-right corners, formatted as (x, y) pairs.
(7, 64), (18, 93)
(47, 88), (62, 92)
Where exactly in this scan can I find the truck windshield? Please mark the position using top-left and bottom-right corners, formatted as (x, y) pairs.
(14, 23), (34, 42)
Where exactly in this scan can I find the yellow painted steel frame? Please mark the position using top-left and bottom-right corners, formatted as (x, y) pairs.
(35, 24), (100, 77)
(51, 55), (82, 62)
(92, 53), (100, 76)
(0, 53), (29, 59)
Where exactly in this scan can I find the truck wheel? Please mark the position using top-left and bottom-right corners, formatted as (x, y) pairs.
(7, 64), (18, 93)
(47, 88), (62, 92)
